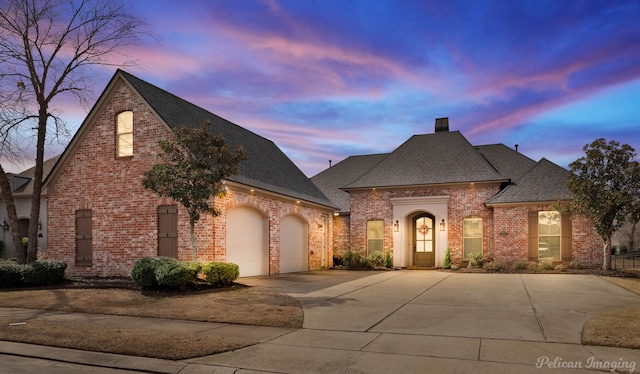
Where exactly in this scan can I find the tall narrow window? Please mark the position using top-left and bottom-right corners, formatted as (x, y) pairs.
(538, 211), (561, 261)
(463, 217), (482, 259)
(76, 209), (92, 267)
(367, 220), (384, 255)
(116, 111), (133, 157)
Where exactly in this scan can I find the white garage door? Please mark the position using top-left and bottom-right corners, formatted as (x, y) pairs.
(280, 215), (308, 274)
(226, 206), (269, 277)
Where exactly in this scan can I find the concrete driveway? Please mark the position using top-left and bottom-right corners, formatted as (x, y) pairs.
(189, 270), (640, 373)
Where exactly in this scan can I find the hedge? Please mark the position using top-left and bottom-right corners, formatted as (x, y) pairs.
(131, 257), (239, 289)
(0, 260), (67, 288)
(154, 259), (202, 289)
(202, 262), (239, 286)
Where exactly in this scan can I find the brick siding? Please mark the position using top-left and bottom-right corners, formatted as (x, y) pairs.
(47, 80), (333, 276)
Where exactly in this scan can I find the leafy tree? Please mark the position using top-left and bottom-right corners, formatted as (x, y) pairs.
(565, 138), (639, 270)
(142, 122), (247, 261)
(0, 0), (147, 263)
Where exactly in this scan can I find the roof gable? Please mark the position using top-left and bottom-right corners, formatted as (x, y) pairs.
(311, 153), (388, 211)
(345, 131), (506, 189)
(486, 158), (570, 205)
(475, 144), (538, 182)
(47, 70), (334, 208)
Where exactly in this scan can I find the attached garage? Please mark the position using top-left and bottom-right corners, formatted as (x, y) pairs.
(226, 206), (269, 277)
(280, 214), (308, 273)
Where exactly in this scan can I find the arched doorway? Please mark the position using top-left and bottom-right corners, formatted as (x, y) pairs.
(226, 206), (269, 277)
(280, 214), (308, 273)
(413, 213), (435, 267)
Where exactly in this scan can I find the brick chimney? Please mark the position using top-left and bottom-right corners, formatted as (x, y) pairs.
(435, 117), (449, 132)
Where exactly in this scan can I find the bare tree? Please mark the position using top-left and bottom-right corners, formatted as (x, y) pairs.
(0, 0), (148, 263)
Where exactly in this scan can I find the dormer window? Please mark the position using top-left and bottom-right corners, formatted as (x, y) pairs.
(116, 111), (133, 157)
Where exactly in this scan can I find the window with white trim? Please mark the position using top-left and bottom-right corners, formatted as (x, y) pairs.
(116, 111), (133, 157)
(463, 217), (482, 259)
(367, 220), (384, 255)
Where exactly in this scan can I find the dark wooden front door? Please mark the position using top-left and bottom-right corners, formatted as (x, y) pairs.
(413, 214), (435, 267)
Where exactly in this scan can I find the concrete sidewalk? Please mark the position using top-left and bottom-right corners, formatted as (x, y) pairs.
(2, 270), (640, 373)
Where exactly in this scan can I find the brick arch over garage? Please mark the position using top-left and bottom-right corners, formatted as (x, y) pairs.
(226, 205), (269, 277)
(280, 214), (308, 274)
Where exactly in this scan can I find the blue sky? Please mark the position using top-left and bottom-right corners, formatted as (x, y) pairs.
(7, 0), (640, 176)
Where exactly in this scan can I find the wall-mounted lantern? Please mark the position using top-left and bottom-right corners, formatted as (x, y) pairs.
(1, 220), (8, 231)
(440, 219), (446, 231)
(393, 220), (399, 232)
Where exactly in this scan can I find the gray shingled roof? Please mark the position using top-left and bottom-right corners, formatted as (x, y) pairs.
(12, 155), (61, 195)
(311, 154), (388, 211)
(475, 144), (538, 182)
(119, 70), (335, 208)
(344, 131), (507, 189)
(486, 158), (570, 205)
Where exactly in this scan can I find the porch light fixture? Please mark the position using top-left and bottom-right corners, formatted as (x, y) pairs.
(394, 220), (399, 232)
(1, 220), (8, 231)
(440, 219), (445, 231)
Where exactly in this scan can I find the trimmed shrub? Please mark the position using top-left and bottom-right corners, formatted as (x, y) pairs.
(202, 262), (239, 287)
(0, 261), (24, 288)
(554, 264), (565, 272)
(21, 260), (67, 285)
(131, 257), (164, 288)
(344, 250), (371, 269)
(154, 258), (200, 289)
(0, 260), (67, 288)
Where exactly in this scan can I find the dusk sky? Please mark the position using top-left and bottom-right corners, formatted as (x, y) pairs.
(7, 0), (640, 177)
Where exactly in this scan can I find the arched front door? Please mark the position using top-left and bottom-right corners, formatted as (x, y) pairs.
(413, 214), (435, 267)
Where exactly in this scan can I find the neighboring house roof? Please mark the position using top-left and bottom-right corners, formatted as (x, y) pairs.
(344, 131), (508, 189)
(11, 155), (61, 196)
(119, 70), (335, 208)
(311, 153), (388, 212)
(486, 158), (570, 205)
(475, 144), (538, 182)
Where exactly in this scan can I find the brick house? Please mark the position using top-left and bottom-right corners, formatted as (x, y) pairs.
(42, 70), (336, 277)
(312, 119), (602, 268)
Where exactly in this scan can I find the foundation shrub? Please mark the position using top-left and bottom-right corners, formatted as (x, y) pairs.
(21, 260), (67, 285)
(568, 261), (582, 270)
(385, 249), (393, 268)
(154, 259), (201, 289)
(443, 246), (451, 269)
(527, 262), (539, 271)
(554, 264), (565, 272)
(483, 261), (507, 272)
(367, 251), (384, 267)
(0, 260), (24, 288)
(467, 252), (484, 268)
(512, 261), (527, 270)
(131, 257), (165, 288)
(344, 250), (371, 269)
(0, 260), (67, 288)
(202, 262), (239, 287)
(539, 261), (555, 271)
